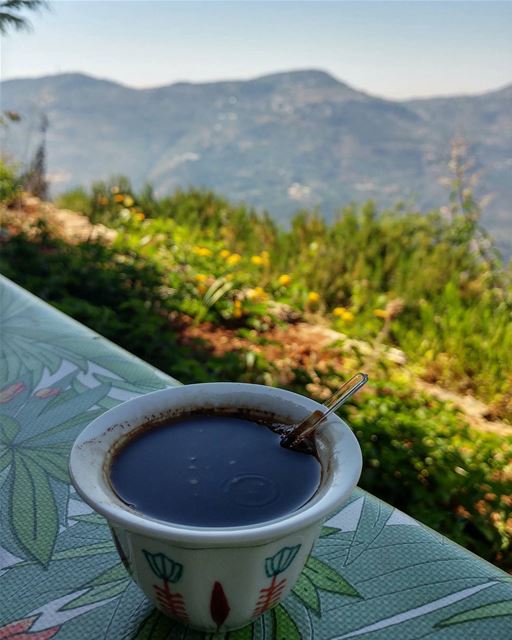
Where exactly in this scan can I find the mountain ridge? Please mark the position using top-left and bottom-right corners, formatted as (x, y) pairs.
(4, 69), (509, 100)
(0, 69), (361, 94)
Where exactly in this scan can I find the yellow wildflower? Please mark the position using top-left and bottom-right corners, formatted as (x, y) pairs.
(195, 274), (208, 283)
(219, 249), (230, 259)
(111, 186), (120, 194)
(114, 194), (125, 203)
(246, 287), (267, 301)
(134, 211), (145, 221)
(307, 291), (320, 304)
(278, 274), (291, 286)
(97, 196), (109, 206)
(373, 309), (388, 319)
(251, 255), (264, 266)
(192, 246), (213, 257)
(226, 253), (241, 266)
(333, 307), (354, 322)
(233, 299), (243, 318)
(260, 250), (270, 266)
(123, 195), (134, 207)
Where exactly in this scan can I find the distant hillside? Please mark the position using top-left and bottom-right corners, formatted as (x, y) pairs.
(1, 70), (511, 254)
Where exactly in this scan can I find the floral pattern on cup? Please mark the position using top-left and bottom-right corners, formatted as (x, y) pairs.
(143, 551), (188, 622)
(253, 544), (301, 618)
(210, 581), (231, 629)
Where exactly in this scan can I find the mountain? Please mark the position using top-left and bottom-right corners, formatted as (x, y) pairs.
(1, 70), (511, 255)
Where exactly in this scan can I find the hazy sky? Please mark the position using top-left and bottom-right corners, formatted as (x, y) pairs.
(2, 1), (511, 99)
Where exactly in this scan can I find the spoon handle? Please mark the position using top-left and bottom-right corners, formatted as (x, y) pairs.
(283, 372), (368, 448)
(322, 372), (368, 416)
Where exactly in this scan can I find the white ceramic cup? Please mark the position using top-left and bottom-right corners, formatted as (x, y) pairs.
(69, 383), (362, 632)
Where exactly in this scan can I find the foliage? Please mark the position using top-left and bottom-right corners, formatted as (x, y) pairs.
(0, 159), (20, 205)
(0, 222), (269, 386)
(0, 0), (47, 34)
(59, 178), (512, 419)
(1, 181), (511, 570)
(55, 187), (92, 217)
(346, 382), (512, 567)
(282, 357), (512, 569)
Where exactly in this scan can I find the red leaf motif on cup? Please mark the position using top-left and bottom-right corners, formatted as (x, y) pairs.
(142, 550), (188, 622)
(210, 581), (230, 629)
(252, 544), (301, 618)
(154, 582), (188, 622)
(252, 575), (287, 618)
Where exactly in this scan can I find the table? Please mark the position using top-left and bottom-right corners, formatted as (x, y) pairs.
(1, 274), (511, 640)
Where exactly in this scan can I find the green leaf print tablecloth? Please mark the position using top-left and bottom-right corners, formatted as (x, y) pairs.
(1, 275), (511, 640)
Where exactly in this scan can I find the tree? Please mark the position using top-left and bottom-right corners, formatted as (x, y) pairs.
(0, 0), (47, 34)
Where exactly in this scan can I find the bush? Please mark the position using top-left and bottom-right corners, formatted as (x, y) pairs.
(347, 383), (512, 567)
(0, 159), (20, 205)
(74, 181), (511, 420)
(0, 223), (270, 385)
(55, 187), (92, 216)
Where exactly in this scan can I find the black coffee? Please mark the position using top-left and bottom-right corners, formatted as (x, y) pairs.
(109, 412), (321, 527)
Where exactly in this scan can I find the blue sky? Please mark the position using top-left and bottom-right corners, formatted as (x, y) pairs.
(2, 1), (511, 99)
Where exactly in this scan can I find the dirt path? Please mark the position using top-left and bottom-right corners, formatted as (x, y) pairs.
(415, 381), (512, 436)
(182, 320), (512, 436)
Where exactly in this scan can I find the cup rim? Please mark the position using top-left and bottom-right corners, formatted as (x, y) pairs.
(69, 382), (362, 546)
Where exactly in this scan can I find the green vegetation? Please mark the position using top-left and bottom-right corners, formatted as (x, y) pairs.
(0, 160), (20, 204)
(0, 0), (47, 34)
(1, 165), (511, 571)
(56, 174), (512, 421)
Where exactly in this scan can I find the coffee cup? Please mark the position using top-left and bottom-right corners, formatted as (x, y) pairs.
(69, 382), (362, 632)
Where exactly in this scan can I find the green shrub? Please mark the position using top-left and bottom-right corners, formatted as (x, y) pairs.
(72, 181), (511, 420)
(0, 159), (20, 204)
(55, 187), (92, 216)
(347, 383), (512, 568)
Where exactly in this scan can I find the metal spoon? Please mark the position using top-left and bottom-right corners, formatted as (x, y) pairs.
(281, 372), (368, 449)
